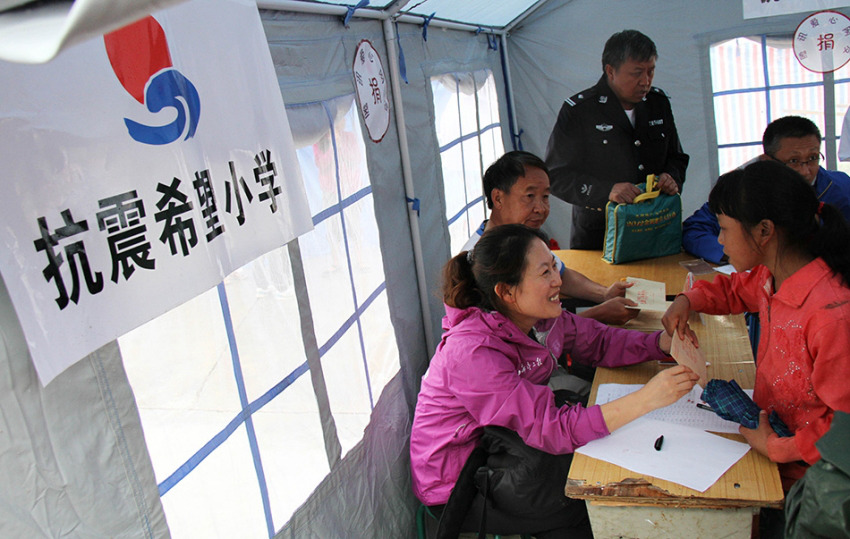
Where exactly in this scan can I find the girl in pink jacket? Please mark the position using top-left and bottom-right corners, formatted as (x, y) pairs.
(410, 224), (698, 537)
(664, 160), (850, 491)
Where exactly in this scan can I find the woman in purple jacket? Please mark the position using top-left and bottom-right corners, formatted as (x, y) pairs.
(410, 224), (698, 537)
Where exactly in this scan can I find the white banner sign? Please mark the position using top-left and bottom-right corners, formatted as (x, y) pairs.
(0, 0), (313, 385)
(743, 0), (850, 19)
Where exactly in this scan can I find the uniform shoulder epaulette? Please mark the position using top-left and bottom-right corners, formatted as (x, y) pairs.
(650, 86), (671, 99)
(564, 87), (597, 107)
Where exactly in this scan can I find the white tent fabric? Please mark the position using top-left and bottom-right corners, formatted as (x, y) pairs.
(0, 0), (188, 63)
(0, 273), (168, 537)
(2, 1), (850, 537)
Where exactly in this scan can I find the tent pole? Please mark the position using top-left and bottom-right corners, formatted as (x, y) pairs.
(257, 0), (385, 18)
(500, 33), (522, 151)
(382, 17), (436, 349)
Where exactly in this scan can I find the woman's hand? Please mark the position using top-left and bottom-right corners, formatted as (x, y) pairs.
(740, 410), (772, 457)
(638, 365), (699, 411)
(601, 365), (699, 432)
(662, 295), (698, 344)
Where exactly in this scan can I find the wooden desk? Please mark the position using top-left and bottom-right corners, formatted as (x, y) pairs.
(555, 250), (784, 539)
(555, 249), (701, 294)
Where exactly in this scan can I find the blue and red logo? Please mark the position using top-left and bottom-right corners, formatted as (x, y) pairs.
(104, 16), (201, 145)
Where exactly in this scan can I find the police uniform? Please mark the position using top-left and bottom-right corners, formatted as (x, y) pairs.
(544, 75), (689, 249)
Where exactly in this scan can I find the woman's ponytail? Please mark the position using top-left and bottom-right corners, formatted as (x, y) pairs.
(442, 251), (483, 309)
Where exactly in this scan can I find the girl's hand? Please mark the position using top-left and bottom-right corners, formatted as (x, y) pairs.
(639, 365), (699, 411)
(740, 410), (772, 457)
(662, 295), (698, 344)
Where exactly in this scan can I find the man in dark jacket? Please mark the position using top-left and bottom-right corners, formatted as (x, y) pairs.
(545, 29), (689, 249)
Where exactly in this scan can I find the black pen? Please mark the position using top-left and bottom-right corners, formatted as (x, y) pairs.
(696, 403), (713, 412)
(654, 435), (664, 451)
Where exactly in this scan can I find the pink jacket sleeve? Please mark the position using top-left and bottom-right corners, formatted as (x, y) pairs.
(446, 338), (610, 456)
(561, 312), (668, 368)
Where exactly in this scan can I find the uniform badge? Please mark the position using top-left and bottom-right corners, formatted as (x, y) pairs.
(648, 119), (664, 126)
(599, 96), (607, 103)
(595, 123), (613, 132)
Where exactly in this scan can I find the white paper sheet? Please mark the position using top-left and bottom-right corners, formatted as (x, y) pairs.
(625, 277), (670, 312)
(596, 384), (752, 434)
(714, 264), (736, 275)
(576, 417), (750, 492)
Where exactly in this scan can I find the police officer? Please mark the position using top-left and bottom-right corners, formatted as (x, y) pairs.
(544, 29), (689, 249)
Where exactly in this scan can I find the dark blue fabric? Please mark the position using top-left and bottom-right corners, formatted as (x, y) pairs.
(702, 379), (791, 437)
(342, 0), (369, 28)
(421, 12), (435, 41)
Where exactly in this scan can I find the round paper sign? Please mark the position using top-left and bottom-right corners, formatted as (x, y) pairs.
(353, 39), (390, 143)
(793, 10), (850, 74)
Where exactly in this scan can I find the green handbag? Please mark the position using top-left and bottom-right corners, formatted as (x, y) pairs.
(602, 174), (682, 264)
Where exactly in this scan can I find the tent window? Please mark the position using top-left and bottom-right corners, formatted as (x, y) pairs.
(118, 94), (399, 537)
(710, 35), (850, 174)
(431, 69), (504, 253)
(293, 96), (401, 452)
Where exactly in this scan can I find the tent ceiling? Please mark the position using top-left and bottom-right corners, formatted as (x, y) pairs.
(296, 0), (543, 29)
(0, 0), (548, 65)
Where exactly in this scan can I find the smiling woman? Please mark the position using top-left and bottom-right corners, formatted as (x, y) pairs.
(409, 223), (697, 537)
(495, 238), (563, 333)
